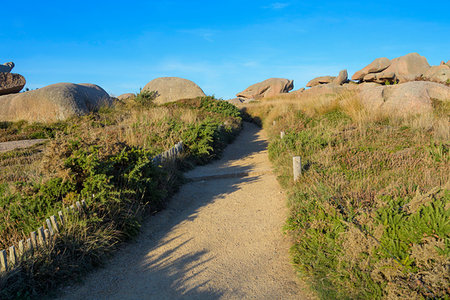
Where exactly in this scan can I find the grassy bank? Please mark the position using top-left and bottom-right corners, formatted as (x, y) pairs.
(0, 96), (242, 299)
(244, 91), (449, 299)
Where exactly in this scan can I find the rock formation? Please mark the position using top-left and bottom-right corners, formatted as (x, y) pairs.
(236, 78), (293, 99)
(117, 93), (136, 101)
(0, 82), (113, 122)
(352, 53), (431, 84)
(0, 73), (26, 95)
(306, 76), (335, 87)
(0, 62), (15, 73)
(422, 65), (450, 84)
(142, 77), (206, 104)
(358, 81), (449, 116)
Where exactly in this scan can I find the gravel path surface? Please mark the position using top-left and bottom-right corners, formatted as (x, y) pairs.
(58, 122), (312, 300)
(0, 139), (47, 153)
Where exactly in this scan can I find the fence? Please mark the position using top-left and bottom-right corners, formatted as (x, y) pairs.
(0, 141), (184, 273)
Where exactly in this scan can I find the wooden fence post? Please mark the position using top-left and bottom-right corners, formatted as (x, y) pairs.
(293, 156), (302, 181)
(18, 240), (25, 257)
(30, 231), (38, 249)
(46, 219), (54, 236)
(50, 215), (59, 233)
(280, 131), (285, 139)
(38, 227), (45, 246)
(0, 249), (7, 271)
(9, 246), (17, 266)
(58, 211), (65, 226)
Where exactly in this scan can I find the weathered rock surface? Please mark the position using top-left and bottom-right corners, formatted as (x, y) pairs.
(358, 81), (449, 116)
(306, 76), (335, 87)
(379, 52), (430, 83)
(0, 62), (14, 73)
(422, 65), (450, 84)
(142, 77), (206, 104)
(117, 93), (136, 101)
(227, 97), (253, 105)
(0, 82), (113, 122)
(333, 69), (348, 85)
(0, 73), (26, 95)
(352, 57), (391, 81)
(236, 78), (294, 99)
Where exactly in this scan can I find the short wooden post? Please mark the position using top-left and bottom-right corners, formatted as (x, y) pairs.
(58, 211), (65, 226)
(18, 240), (25, 256)
(26, 238), (33, 255)
(273, 120), (276, 126)
(46, 218), (54, 236)
(293, 156), (302, 181)
(50, 215), (59, 233)
(9, 246), (17, 266)
(44, 229), (50, 243)
(280, 131), (285, 139)
(38, 227), (46, 246)
(30, 231), (38, 249)
(0, 250), (7, 271)
(76, 201), (82, 212)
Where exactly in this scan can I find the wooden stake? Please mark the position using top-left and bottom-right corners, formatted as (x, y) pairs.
(50, 215), (60, 233)
(9, 246), (16, 266)
(38, 227), (45, 246)
(18, 240), (25, 256)
(293, 156), (302, 181)
(46, 218), (54, 236)
(44, 229), (50, 242)
(30, 231), (38, 249)
(58, 210), (65, 226)
(280, 131), (285, 139)
(26, 238), (33, 255)
(0, 250), (7, 272)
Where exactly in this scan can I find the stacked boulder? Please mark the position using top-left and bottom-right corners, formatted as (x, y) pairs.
(142, 77), (206, 104)
(235, 78), (294, 100)
(0, 62), (26, 96)
(306, 70), (348, 87)
(351, 53), (449, 85)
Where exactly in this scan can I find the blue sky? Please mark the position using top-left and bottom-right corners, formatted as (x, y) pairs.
(2, 1), (449, 99)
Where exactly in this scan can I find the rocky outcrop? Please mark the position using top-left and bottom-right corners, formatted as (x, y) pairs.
(236, 78), (293, 99)
(0, 82), (113, 122)
(0, 73), (26, 95)
(0, 62), (14, 73)
(353, 53), (430, 84)
(332, 70), (348, 85)
(358, 81), (449, 116)
(142, 77), (206, 104)
(422, 65), (450, 84)
(117, 93), (136, 101)
(306, 76), (335, 87)
(351, 57), (391, 81)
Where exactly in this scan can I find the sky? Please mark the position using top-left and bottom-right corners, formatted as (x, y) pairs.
(2, 0), (449, 99)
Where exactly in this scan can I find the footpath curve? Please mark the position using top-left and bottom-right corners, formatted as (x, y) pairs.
(59, 122), (311, 299)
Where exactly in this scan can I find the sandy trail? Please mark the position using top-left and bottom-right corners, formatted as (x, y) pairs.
(59, 122), (311, 300)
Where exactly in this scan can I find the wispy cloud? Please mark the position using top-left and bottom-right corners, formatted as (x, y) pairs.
(264, 2), (290, 10)
(178, 29), (218, 42)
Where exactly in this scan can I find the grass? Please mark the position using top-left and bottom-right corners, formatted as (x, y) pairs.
(244, 90), (449, 299)
(0, 95), (242, 299)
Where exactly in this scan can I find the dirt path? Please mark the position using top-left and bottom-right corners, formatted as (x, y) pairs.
(59, 122), (312, 299)
(0, 139), (47, 153)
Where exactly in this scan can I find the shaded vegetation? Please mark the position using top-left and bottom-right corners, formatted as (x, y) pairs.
(0, 96), (242, 299)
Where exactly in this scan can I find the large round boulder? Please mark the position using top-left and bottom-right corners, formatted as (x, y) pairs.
(142, 77), (206, 104)
(236, 78), (294, 99)
(378, 53), (430, 83)
(351, 57), (391, 81)
(0, 72), (26, 95)
(0, 82), (113, 122)
(359, 81), (449, 116)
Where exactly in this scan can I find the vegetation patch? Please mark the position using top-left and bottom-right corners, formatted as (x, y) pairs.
(0, 96), (242, 299)
(244, 93), (449, 299)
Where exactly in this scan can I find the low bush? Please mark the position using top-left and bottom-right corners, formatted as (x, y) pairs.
(0, 96), (242, 299)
